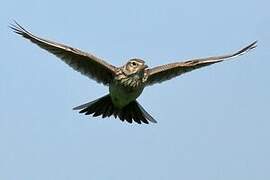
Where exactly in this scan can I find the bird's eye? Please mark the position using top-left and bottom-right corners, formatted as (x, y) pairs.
(131, 62), (137, 66)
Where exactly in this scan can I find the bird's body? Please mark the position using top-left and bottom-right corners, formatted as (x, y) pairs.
(109, 79), (144, 108)
(10, 21), (257, 124)
(109, 59), (147, 108)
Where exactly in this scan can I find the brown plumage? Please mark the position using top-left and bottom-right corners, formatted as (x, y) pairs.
(10, 21), (257, 124)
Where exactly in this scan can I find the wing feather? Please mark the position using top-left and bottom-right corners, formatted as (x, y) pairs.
(10, 21), (117, 85)
(145, 41), (257, 86)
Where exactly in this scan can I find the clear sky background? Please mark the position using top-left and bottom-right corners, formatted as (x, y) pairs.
(1, 0), (270, 179)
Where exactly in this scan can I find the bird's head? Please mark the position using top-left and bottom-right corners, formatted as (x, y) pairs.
(122, 58), (148, 76)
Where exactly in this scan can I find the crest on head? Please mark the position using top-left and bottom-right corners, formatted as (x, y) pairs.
(123, 58), (148, 76)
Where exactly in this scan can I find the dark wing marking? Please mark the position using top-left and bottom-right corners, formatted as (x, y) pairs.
(10, 21), (118, 86)
(145, 41), (257, 86)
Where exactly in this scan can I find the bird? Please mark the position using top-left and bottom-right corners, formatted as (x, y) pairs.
(10, 21), (257, 124)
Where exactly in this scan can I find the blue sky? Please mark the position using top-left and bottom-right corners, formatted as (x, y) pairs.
(1, 0), (270, 179)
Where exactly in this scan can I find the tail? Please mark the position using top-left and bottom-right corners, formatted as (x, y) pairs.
(73, 94), (157, 124)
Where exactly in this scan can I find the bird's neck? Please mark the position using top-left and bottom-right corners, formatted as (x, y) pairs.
(115, 70), (144, 88)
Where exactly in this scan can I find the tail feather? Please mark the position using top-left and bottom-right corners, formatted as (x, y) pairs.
(137, 103), (156, 123)
(73, 94), (157, 124)
(73, 99), (98, 110)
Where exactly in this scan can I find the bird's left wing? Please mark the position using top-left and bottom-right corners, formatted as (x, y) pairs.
(145, 41), (257, 86)
(10, 21), (118, 86)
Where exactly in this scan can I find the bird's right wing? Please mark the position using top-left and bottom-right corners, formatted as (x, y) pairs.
(145, 41), (257, 86)
(10, 21), (118, 86)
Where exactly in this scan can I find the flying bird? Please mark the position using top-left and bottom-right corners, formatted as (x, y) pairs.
(10, 21), (257, 124)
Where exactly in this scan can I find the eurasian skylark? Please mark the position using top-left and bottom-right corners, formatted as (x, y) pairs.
(10, 21), (257, 124)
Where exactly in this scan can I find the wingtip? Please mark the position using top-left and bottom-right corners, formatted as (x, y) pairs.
(9, 19), (19, 29)
(9, 20), (31, 36)
(9, 20), (22, 34)
(245, 40), (258, 50)
(234, 40), (258, 56)
(250, 40), (258, 49)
